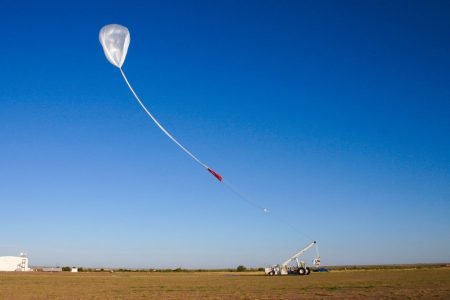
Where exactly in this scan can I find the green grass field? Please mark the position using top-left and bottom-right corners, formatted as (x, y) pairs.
(1, 267), (449, 299)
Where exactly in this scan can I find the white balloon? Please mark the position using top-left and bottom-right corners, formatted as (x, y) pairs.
(99, 24), (130, 68)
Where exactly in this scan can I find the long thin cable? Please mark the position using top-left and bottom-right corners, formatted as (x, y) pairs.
(119, 67), (315, 243)
(222, 179), (269, 213)
(223, 179), (314, 241)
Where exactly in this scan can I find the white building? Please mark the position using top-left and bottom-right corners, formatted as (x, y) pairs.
(0, 254), (31, 271)
(42, 267), (62, 272)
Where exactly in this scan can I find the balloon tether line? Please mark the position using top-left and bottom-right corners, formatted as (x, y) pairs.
(119, 68), (270, 209)
(119, 67), (314, 241)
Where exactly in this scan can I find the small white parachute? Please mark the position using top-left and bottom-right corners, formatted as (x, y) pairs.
(99, 24), (130, 68)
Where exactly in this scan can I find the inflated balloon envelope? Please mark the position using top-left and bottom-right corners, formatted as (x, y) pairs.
(99, 24), (130, 69)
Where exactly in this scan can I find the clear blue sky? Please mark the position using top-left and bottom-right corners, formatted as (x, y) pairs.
(1, 0), (449, 268)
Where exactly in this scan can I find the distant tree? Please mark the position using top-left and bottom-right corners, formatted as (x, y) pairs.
(62, 266), (71, 272)
(257, 267), (264, 272)
(118, 268), (131, 272)
(78, 267), (84, 272)
(236, 265), (247, 272)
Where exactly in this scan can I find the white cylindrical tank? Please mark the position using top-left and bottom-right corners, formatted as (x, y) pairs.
(0, 255), (30, 271)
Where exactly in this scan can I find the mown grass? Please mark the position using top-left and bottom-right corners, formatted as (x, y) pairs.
(0, 267), (449, 299)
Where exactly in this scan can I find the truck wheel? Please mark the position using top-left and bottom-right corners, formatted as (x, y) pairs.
(298, 267), (306, 275)
(305, 267), (311, 275)
(269, 271), (274, 276)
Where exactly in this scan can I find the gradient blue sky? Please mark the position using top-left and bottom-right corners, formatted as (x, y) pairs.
(1, 0), (449, 268)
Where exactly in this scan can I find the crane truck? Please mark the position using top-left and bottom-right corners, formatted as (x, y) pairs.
(265, 241), (320, 276)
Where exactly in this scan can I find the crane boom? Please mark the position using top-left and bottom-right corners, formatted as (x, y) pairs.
(265, 240), (320, 276)
(282, 241), (317, 266)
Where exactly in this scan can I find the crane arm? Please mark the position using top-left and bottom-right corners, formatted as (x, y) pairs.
(281, 241), (317, 266)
